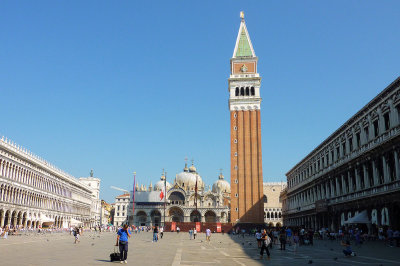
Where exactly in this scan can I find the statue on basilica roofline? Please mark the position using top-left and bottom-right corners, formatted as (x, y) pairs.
(90, 169), (94, 177)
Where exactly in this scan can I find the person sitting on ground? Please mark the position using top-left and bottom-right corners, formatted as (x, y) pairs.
(341, 240), (354, 257)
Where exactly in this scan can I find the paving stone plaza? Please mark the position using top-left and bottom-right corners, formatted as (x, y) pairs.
(1, 231), (400, 265)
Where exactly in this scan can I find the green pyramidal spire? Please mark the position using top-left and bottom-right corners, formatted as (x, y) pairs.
(236, 27), (253, 57)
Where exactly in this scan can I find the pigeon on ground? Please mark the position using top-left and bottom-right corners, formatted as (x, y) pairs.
(330, 248), (334, 251)
(91, 243), (95, 246)
(333, 257), (338, 261)
(308, 260), (313, 264)
(47, 239), (49, 242)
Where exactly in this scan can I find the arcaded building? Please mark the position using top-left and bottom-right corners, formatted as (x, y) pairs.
(284, 77), (400, 231)
(0, 137), (95, 228)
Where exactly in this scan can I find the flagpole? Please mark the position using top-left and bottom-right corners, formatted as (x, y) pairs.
(132, 172), (136, 226)
(164, 172), (167, 228)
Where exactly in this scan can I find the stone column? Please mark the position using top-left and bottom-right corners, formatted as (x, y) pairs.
(23, 219), (27, 228)
(330, 179), (335, 197)
(372, 159), (379, 185)
(355, 167), (361, 191)
(341, 174), (346, 194)
(394, 149), (400, 180)
(348, 171), (353, 193)
(335, 177), (340, 196)
(363, 164), (370, 188)
(0, 215), (4, 227)
(201, 215), (205, 223)
(382, 155), (390, 183)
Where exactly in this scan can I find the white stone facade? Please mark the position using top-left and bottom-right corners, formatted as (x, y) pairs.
(263, 182), (286, 227)
(0, 137), (93, 228)
(79, 176), (101, 226)
(113, 193), (130, 227)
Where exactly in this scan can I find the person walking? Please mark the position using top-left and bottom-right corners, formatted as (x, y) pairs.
(256, 230), (262, 248)
(293, 232), (299, 253)
(206, 228), (211, 242)
(160, 226), (164, 239)
(153, 226), (159, 242)
(74, 227), (80, 244)
(279, 229), (286, 250)
(193, 228), (197, 239)
(116, 224), (131, 264)
(260, 229), (271, 260)
(189, 229), (193, 240)
(177, 226), (180, 234)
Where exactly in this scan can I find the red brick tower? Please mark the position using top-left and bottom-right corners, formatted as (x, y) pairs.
(229, 12), (264, 224)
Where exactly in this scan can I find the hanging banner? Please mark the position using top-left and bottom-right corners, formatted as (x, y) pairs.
(171, 222), (176, 232)
(216, 223), (221, 233)
(195, 222), (201, 232)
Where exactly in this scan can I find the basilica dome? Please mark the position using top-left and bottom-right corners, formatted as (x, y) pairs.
(212, 173), (231, 194)
(175, 163), (204, 191)
(154, 173), (172, 191)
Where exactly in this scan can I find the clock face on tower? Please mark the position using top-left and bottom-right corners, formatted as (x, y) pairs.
(240, 64), (248, 73)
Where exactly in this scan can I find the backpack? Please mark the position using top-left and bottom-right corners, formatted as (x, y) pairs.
(264, 236), (271, 246)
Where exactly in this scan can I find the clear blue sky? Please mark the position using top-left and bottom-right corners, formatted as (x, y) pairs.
(1, 1), (399, 203)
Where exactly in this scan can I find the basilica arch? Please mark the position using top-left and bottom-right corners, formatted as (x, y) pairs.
(150, 210), (162, 226)
(136, 211), (147, 226)
(169, 207), (184, 222)
(204, 210), (216, 223)
(190, 210), (201, 222)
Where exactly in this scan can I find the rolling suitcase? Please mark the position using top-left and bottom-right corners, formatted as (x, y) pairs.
(110, 247), (120, 262)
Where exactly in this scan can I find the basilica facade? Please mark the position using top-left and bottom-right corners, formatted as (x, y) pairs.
(127, 163), (231, 227)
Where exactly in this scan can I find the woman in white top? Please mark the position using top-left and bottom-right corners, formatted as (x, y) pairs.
(256, 231), (262, 248)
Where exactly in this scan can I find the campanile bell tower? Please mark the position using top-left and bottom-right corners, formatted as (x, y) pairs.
(229, 12), (264, 224)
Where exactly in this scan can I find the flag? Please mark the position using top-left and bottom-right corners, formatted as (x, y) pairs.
(160, 187), (164, 201)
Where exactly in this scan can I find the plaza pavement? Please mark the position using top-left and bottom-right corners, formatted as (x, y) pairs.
(0, 231), (400, 265)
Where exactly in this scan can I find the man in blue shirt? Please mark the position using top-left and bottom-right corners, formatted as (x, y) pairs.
(116, 224), (131, 264)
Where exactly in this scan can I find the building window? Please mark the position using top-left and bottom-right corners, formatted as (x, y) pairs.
(384, 112), (390, 131)
(263, 195), (267, 203)
(235, 208), (238, 211)
(235, 179), (238, 183)
(235, 87), (239, 96)
(364, 126), (369, 142)
(349, 137), (353, 152)
(342, 142), (346, 156)
(336, 147), (340, 160)
(251, 87), (255, 96)
(117, 212), (119, 216)
(240, 87), (244, 96)
(234, 113), (237, 118)
(122, 212), (125, 217)
(234, 139), (237, 143)
(245, 87), (249, 96)
(117, 206), (120, 211)
(234, 165), (238, 170)
(235, 193), (238, 197)
(356, 132), (361, 147)
(234, 126), (237, 131)
(123, 206), (125, 211)
(234, 152), (238, 156)
(373, 120), (379, 137)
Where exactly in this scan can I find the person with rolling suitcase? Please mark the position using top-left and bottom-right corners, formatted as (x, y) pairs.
(115, 224), (131, 264)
